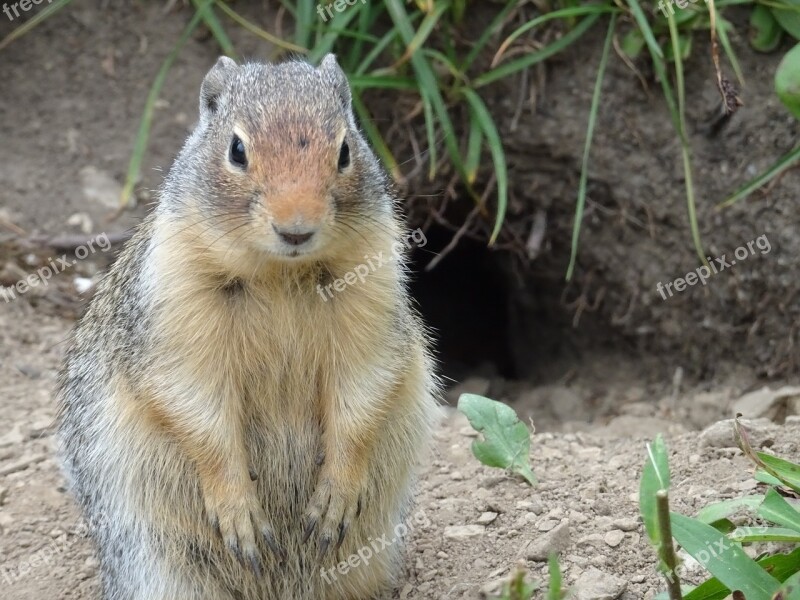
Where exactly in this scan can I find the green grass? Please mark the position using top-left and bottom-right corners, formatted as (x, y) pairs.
(639, 421), (800, 600)
(4, 0), (800, 274)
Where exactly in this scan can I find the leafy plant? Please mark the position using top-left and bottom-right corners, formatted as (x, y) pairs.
(457, 394), (536, 485)
(640, 420), (800, 600)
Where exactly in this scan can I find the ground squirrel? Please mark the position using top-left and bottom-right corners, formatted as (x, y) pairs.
(56, 55), (440, 600)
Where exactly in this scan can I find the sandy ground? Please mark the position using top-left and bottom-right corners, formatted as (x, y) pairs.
(2, 294), (798, 600)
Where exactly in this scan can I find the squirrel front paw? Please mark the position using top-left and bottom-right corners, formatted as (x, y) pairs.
(302, 474), (363, 558)
(203, 482), (285, 574)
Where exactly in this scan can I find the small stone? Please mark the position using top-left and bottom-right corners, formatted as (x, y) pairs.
(443, 525), (485, 540)
(700, 418), (774, 449)
(732, 386), (800, 421)
(604, 530), (625, 547)
(521, 519), (571, 561)
(476, 511), (498, 525)
(610, 518), (639, 532)
(537, 519), (559, 532)
(573, 567), (627, 600)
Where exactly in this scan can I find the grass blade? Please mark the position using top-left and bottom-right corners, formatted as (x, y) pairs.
(392, 0), (451, 69)
(566, 12), (615, 280)
(640, 435), (671, 547)
(667, 5), (707, 265)
(627, 0), (665, 60)
(461, 0), (518, 71)
(384, 0), (472, 196)
(192, 0), (235, 57)
(547, 554), (563, 599)
(120, 6), (206, 207)
(464, 112), (484, 185)
(718, 144), (800, 208)
(715, 18), (744, 85)
(492, 5), (619, 67)
(730, 526), (800, 543)
(351, 92), (401, 181)
(670, 513), (781, 599)
(475, 14), (601, 87)
(462, 89), (508, 245)
(0, 0), (73, 51)
(214, 1), (307, 54)
(695, 496), (763, 524)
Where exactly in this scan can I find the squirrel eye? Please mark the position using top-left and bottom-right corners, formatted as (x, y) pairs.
(229, 135), (247, 168)
(337, 140), (350, 172)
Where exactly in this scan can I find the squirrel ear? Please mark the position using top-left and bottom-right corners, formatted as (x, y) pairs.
(200, 56), (237, 115)
(318, 54), (351, 111)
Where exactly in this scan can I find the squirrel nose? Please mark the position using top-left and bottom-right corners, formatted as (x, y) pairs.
(272, 225), (315, 246)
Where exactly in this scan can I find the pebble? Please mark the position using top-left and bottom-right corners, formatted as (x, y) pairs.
(604, 530), (625, 547)
(700, 418), (774, 448)
(476, 511), (498, 525)
(521, 519), (571, 561)
(610, 518), (639, 532)
(443, 525), (485, 540)
(537, 519), (559, 532)
(573, 567), (627, 599)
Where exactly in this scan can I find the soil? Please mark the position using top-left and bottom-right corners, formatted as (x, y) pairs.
(1, 2), (799, 600)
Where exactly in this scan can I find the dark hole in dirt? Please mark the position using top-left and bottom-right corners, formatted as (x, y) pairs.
(409, 222), (641, 393)
(408, 223), (517, 384)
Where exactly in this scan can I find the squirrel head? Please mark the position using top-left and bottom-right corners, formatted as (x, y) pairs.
(172, 55), (390, 268)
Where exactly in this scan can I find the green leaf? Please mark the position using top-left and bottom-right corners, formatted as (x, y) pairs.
(670, 512), (781, 599)
(457, 394), (536, 485)
(621, 28), (645, 59)
(750, 4), (784, 52)
(758, 452), (800, 494)
(683, 549), (800, 600)
(773, 570), (800, 599)
(776, 43), (800, 119)
(759, 488), (800, 532)
(729, 526), (800, 543)
(772, 1), (800, 40)
(640, 435), (671, 546)
(696, 496), (764, 524)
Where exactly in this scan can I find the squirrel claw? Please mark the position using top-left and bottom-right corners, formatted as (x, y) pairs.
(302, 517), (317, 544)
(317, 535), (331, 559)
(335, 521), (348, 550)
(262, 528), (286, 562)
(228, 539), (244, 565)
(247, 552), (262, 578)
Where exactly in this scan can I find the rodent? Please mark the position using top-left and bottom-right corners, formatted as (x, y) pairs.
(56, 54), (440, 600)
